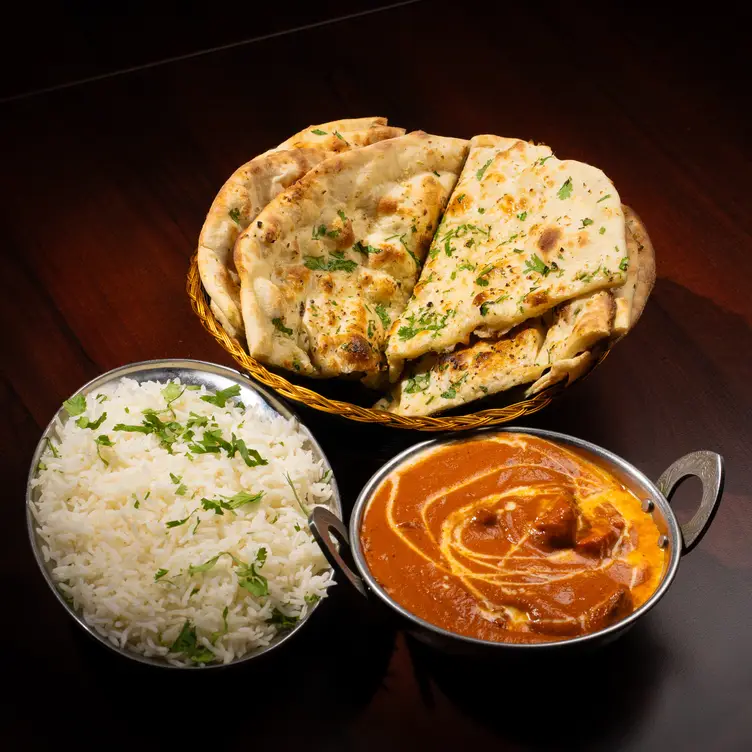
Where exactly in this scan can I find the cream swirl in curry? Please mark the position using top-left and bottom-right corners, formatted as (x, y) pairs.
(360, 434), (665, 643)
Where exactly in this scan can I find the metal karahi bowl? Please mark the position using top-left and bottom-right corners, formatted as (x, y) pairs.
(311, 427), (724, 654)
(26, 359), (341, 669)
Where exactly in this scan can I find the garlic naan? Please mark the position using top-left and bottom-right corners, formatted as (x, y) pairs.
(234, 132), (468, 379)
(376, 321), (544, 416)
(386, 136), (628, 375)
(198, 117), (404, 337)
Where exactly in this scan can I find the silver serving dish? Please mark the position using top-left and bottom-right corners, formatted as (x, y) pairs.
(311, 427), (724, 653)
(27, 359), (341, 669)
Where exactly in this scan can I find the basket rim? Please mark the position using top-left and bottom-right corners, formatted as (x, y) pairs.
(186, 254), (602, 431)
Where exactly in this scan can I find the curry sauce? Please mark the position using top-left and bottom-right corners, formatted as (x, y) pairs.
(360, 435), (665, 643)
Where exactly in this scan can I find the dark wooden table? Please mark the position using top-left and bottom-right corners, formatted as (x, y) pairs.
(3, 3), (751, 749)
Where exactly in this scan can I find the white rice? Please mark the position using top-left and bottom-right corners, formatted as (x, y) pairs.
(30, 378), (335, 666)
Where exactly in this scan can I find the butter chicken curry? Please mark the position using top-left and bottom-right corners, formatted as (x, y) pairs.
(360, 434), (665, 643)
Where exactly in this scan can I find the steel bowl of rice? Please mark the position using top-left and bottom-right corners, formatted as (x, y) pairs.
(27, 359), (341, 668)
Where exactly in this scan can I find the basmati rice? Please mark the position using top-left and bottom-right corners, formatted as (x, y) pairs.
(30, 378), (335, 666)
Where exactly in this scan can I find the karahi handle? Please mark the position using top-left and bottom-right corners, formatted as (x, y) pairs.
(309, 507), (367, 597)
(656, 451), (725, 554)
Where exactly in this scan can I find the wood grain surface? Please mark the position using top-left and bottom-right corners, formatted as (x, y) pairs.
(2, 2), (750, 749)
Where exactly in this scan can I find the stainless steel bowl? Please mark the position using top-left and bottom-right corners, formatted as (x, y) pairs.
(27, 358), (341, 668)
(311, 427), (724, 653)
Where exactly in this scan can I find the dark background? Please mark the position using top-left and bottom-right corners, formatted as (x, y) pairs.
(2, 2), (751, 750)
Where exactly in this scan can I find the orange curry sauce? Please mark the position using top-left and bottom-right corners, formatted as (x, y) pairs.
(360, 435), (665, 643)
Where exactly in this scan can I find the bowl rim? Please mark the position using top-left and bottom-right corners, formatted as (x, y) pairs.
(348, 426), (682, 650)
(26, 358), (342, 669)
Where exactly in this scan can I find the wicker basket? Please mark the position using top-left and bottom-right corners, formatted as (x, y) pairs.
(187, 255), (605, 431)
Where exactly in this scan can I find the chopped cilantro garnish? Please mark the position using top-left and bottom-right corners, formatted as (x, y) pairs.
(269, 607), (298, 630)
(523, 253), (551, 277)
(76, 412), (107, 430)
(353, 241), (382, 255)
(200, 384), (241, 408)
(433, 170), (440, 177)
(303, 254), (358, 273)
(599, 226), (606, 235)
(169, 620), (215, 664)
(154, 568), (169, 581)
(597, 194), (611, 203)
(333, 130), (347, 143)
(311, 128), (327, 135)
(170, 472), (182, 484)
(229, 207), (241, 224)
(580, 218), (594, 228)
(337, 209), (347, 222)
(176, 484), (187, 496)
(619, 256), (629, 271)
(96, 394), (108, 403)
(375, 304), (391, 329)
(557, 177), (573, 200)
(63, 394), (87, 416)
(94, 435), (113, 465)
(285, 473), (309, 516)
(480, 295), (510, 316)
(272, 317), (293, 336)
(476, 158), (493, 180)
(404, 372), (431, 394)
(166, 509), (198, 528)
(517, 211), (528, 221)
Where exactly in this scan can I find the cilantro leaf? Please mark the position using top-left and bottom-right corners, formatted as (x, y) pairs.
(404, 372), (431, 394)
(599, 226), (606, 235)
(94, 435), (114, 465)
(304, 594), (320, 606)
(557, 177), (573, 200)
(154, 568), (169, 581)
(45, 437), (61, 458)
(285, 473), (309, 516)
(188, 554), (223, 575)
(597, 193), (611, 203)
(272, 317), (293, 336)
(523, 253), (551, 276)
(517, 211), (528, 221)
(476, 158), (493, 180)
(170, 472), (182, 484)
(175, 484), (187, 496)
(233, 437), (268, 467)
(211, 606), (229, 644)
(333, 130), (347, 143)
(353, 240), (382, 255)
(480, 295), (510, 316)
(169, 620), (215, 664)
(619, 256), (629, 271)
(76, 412), (107, 430)
(201, 497), (232, 515)
(375, 304), (391, 329)
(269, 607), (298, 630)
(161, 383), (184, 405)
(580, 218), (594, 228)
(337, 209), (347, 222)
(226, 490), (265, 509)
(63, 394), (87, 416)
(200, 384), (241, 408)
(228, 208), (241, 224)
(303, 254), (358, 273)
(310, 128), (327, 135)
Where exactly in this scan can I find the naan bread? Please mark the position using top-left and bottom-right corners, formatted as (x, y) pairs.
(386, 135), (628, 375)
(234, 132), (469, 379)
(618, 206), (656, 334)
(198, 117), (404, 337)
(376, 321), (544, 416)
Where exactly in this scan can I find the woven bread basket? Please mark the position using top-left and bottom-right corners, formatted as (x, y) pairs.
(187, 255), (608, 431)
